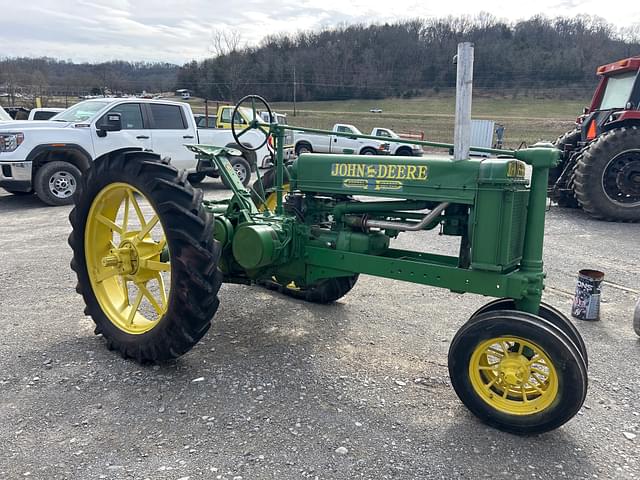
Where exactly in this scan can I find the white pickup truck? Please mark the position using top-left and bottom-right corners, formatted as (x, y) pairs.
(0, 98), (272, 205)
(370, 127), (423, 156)
(0, 106), (11, 122)
(294, 123), (390, 156)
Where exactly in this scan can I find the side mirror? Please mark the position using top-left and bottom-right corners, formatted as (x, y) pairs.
(96, 112), (122, 137)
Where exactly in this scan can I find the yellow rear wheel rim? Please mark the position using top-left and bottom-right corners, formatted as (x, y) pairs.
(85, 183), (171, 335)
(469, 336), (558, 415)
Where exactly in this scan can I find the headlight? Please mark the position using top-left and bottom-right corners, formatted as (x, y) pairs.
(0, 133), (24, 152)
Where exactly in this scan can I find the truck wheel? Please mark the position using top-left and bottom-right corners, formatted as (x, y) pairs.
(360, 148), (377, 155)
(634, 298), (640, 337)
(574, 127), (640, 221)
(34, 161), (81, 206)
(449, 310), (587, 434)
(221, 156), (251, 188)
(395, 147), (413, 156)
(68, 150), (223, 363)
(187, 172), (206, 184)
(295, 143), (312, 156)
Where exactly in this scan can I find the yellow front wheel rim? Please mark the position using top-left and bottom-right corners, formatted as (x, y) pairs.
(469, 336), (559, 415)
(84, 183), (171, 334)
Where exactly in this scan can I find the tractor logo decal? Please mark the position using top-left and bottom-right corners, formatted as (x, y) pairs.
(342, 178), (403, 191)
(330, 163), (428, 181)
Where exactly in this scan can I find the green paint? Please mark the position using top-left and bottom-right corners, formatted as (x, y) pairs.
(189, 119), (558, 314)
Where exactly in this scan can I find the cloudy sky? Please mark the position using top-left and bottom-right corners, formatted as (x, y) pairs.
(2, 0), (639, 64)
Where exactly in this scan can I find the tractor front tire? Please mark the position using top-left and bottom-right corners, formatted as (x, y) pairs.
(69, 150), (223, 363)
(449, 310), (587, 434)
(574, 127), (640, 221)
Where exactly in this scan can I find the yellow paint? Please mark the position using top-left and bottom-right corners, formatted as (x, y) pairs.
(85, 183), (170, 335)
(261, 183), (290, 212)
(331, 162), (428, 181)
(468, 336), (558, 415)
(507, 160), (526, 178)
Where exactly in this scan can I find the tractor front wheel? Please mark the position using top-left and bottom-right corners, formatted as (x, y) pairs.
(68, 150), (223, 363)
(470, 298), (588, 367)
(574, 126), (640, 221)
(449, 310), (587, 434)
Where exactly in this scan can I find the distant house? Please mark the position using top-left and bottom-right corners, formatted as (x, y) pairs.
(175, 89), (191, 99)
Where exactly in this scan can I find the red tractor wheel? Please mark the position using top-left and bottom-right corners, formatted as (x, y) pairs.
(574, 126), (640, 221)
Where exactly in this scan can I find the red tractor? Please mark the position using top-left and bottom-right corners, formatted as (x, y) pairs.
(550, 56), (640, 221)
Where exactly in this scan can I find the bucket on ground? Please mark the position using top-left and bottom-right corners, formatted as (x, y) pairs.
(571, 269), (604, 321)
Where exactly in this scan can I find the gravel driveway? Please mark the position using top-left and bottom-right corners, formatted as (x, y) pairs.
(1, 180), (639, 479)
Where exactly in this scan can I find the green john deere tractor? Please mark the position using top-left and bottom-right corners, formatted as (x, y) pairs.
(69, 95), (588, 435)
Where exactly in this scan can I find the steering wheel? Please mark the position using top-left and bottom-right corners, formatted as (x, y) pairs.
(231, 95), (273, 151)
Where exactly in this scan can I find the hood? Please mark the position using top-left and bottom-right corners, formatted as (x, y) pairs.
(0, 120), (74, 130)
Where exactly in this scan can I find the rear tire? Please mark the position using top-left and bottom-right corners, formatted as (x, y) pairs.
(574, 127), (640, 221)
(68, 150), (223, 363)
(34, 161), (81, 206)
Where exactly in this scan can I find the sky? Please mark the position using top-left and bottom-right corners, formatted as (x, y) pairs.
(1, 0), (639, 65)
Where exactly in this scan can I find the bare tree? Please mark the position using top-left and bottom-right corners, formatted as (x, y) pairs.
(210, 29), (243, 57)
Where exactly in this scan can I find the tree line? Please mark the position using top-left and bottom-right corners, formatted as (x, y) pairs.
(1, 14), (640, 105)
(0, 58), (178, 99)
(177, 14), (640, 102)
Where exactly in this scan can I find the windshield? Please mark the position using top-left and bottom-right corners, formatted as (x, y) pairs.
(51, 101), (111, 122)
(376, 129), (398, 138)
(599, 71), (637, 110)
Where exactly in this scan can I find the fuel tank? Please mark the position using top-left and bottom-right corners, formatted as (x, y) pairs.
(293, 153), (527, 204)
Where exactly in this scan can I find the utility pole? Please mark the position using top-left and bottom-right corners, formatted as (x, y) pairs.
(293, 65), (297, 117)
(453, 42), (474, 161)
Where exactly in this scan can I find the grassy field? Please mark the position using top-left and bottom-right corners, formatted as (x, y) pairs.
(6, 92), (590, 149)
(266, 95), (590, 149)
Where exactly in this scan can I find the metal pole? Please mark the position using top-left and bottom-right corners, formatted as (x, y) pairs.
(205, 98), (209, 128)
(275, 124), (285, 215)
(453, 42), (474, 161)
(293, 65), (297, 117)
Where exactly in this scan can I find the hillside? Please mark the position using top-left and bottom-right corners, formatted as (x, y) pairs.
(178, 15), (640, 102)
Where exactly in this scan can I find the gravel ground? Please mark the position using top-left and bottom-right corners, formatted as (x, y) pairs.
(1, 178), (639, 480)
